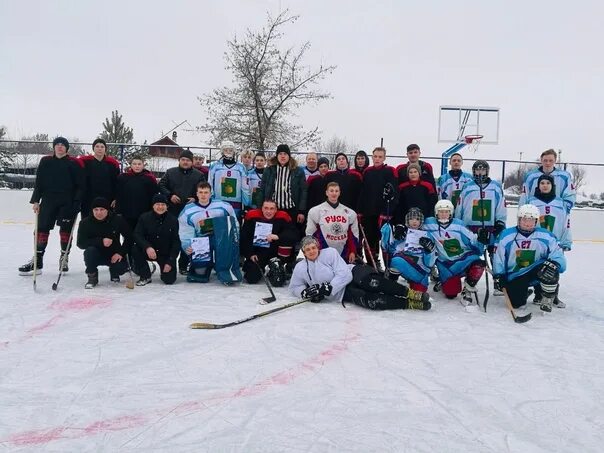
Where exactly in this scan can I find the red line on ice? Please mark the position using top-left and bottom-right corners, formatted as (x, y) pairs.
(4, 311), (361, 447)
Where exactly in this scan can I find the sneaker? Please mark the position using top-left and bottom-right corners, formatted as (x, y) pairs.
(18, 254), (43, 276)
(179, 267), (188, 275)
(110, 276), (120, 283)
(461, 282), (477, 306)
(136, 277), (152, 286)
(406, 289), (431, 310)
(85, 272), (98, 289)
(433, 280), (442, 292)
(59, 253), (69, 272)
(493, 278), (503, 296)
(532, 295), (542, 305)
(553, 296), (566, 308)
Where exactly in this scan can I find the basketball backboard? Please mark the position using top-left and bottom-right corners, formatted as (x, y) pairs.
(438, 105), (500, 144)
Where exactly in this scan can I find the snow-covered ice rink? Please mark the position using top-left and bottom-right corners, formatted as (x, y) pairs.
(1, 190), (603, 452)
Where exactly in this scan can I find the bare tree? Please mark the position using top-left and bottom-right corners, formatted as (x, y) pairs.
(569, 164), (587, 192)
(198, 9), (336, 150)
(503, 163), (531, 190)
(316, 135), (358, 167)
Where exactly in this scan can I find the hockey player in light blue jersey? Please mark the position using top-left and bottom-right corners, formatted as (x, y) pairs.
(208, 140), (250, 218)
(178, 182), (242, 284)
(381, 208), (436, 292)
(519, 148), (575, 213)
(245, 152), (266, 210)
(527, 174), (572, 308)
(455, 160), (507, 254)
(436, 153), (472, 208)
(492, 204), (566, 314)
(424, 200), (486, 305)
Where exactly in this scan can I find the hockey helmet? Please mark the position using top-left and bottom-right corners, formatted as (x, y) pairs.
(517, 204), (539, 232)
(472, 160), (490, 184)
(220, 140), (236, 158)
(434, 199), (454, 224)
(405, 207), (424, 227)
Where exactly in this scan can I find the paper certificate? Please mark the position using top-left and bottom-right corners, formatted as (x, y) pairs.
(191, 237), (211, 262)
(253, 222), (273, 248)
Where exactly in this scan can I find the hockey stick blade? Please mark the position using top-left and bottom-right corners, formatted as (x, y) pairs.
(190, 298), (309, 330)
(503, 288), (532, 323)
(255, 261), (277, 303)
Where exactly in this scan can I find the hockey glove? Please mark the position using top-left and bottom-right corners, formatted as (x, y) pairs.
(301, 284), (324, 303)
(392, 224), (408, 241)
(537, 259), (560, 284)
(419, 236), (435, 253)
(319, 282), (333, 297)
(477, 228), (490, 245)
(494, 220), (506, 237)
(382, 183), (395, 202)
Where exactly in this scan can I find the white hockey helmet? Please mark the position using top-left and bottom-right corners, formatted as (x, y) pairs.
(517, 204), (539, 230)
(220, 140), (236, 158)
(435, 199), (454, 223)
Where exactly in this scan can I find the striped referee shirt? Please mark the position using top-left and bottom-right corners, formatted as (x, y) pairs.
(273, 164), (295, 210)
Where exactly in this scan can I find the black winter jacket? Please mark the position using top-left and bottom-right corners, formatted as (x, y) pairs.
(115, 169), (159, 221)
(30, 154), (84, 205)
(77, 212), (133, 257)
(240, 209), (299, 259)
(134, 211), (181, 261)
(158, 166), (206, 215)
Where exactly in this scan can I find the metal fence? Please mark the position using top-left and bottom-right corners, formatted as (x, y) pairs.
(2, 139), (604, 206)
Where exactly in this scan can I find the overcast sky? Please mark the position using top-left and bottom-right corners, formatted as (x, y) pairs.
(2, 0), (603, 190)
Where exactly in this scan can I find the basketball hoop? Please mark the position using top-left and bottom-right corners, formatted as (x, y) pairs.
(464, 134), (483, 154)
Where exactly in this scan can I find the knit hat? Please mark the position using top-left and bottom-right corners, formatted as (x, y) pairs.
(92, 197), (110, 210)
(152, 193), (168, 205)
(535, 174), (556, 200)
(179, 149), (194, 161)
(317, 157), (330, 168)
(276, 144), (291, 156)
(92, 138), (107, 149)
(53, 136), (70, 151)
(300, 235), (320, 251)
(407, 162), (421, 176)
(335, 152), (348, 163)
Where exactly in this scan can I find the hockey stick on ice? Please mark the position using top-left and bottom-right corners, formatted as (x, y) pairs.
(52, 218), (77, 291)
(255, 261), (277, 304)
(478, 184), (490, 312)
(502, 288), (532, 323)
(190, 298), (309, 329)
(32, 210), (39, 291)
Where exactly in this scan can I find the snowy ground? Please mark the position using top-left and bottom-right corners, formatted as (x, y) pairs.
(1, 190), (603, 453)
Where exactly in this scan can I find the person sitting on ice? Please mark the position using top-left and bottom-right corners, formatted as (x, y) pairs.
(240, 200), (298, 286)
(131, 194), (181, 286)
(526, 175), (572, 308)
(424, 200), (486, 307)
(306, 182), (359, 264)
(381, 208), (437, 292)
(178, 182), (242, 284)
(76, 197), (133, 289)
(289, 236), (431, 310)
(493, 204), (567, 314)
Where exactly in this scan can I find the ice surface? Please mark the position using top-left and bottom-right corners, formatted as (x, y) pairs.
(1, 190), (603, 452)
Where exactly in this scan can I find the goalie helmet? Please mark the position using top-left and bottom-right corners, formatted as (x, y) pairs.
(434, 199), (454, 224)
(472, 160), (490, 184)
(220, 140), (236, 159)
(517, 204), (539, 232)
(405, 207), (424, 227)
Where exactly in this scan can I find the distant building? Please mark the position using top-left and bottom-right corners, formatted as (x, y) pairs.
(148, 135), (184, 159)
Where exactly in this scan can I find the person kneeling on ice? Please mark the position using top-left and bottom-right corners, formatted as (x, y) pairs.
(76, 197), (133, 289)
(240, 200), (298, 286)
(381, 208), (437, 292)
(289, 236), (430, 310)
(492, 204), (567, 314)
(424, 200), (486, 306)
(179, 182), (242, 284)
(131, 194), (181, 286)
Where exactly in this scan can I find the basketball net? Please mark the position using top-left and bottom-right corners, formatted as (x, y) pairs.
(464, 134), (483, 154)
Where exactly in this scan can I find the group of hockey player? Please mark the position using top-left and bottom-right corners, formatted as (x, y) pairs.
(18, 137), (574, 319)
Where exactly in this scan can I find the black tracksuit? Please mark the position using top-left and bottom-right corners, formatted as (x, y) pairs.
(132, 210), (180, 284)
(30, 154), (84, 253)
(78, 155), (120, 218)
(306, 174), (328, 211)
(76, 212), (133, 277)
(324, 169), (363, 210)
(393, 180), (437, 224)
(357, 164), (398, 256)
(240, 209), (299, 283)
(115, 169), (159, 230)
